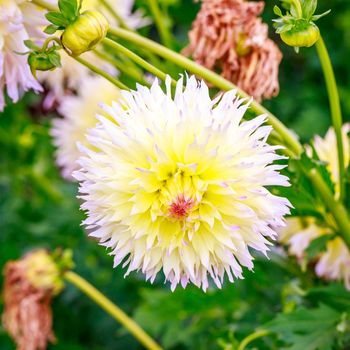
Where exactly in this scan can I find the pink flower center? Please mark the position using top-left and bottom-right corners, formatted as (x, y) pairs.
(169, 195), (194, 220)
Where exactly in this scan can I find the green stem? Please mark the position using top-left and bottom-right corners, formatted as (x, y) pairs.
(315, 37), (345, 201)
(147, 0), (174, 49)
(94, 50), (150, 85)
(74, 56), (129, 90)
(64, 271), (163, 350)
(308, 169), (350, 248)
(108, 27), (303, 157)
(41, 37), (61, 52)
(104, 38), (177, 86)
(238, 330), (271, 350)
(100, 0), (130, 30)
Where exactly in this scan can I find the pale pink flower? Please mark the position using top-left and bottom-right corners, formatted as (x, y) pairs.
(0, 0), (47, 111)
(316, 237), (350, 290)
(183, 0), (282, 102)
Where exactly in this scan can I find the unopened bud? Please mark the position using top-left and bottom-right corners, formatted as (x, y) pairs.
(28, 52), (56, 78)
(25, 250), (64, 295)
(280, 22), (320, 48)
(61, 10), (109, 57)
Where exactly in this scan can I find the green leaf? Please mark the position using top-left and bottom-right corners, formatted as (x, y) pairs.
(265, 304), (342, 350)
(312, 9), (331, 22)
(48, 52), (62, 67)
(44, 24), (59, 35)
(45, 12), (69, 27)
(24, 40), (40, 51)
(301, 0), (318, 19)
(274, 5), (283, 17)
(58, 0), (79, 22)
(305, 233), (335, 259)
(307, 284), (350, 311)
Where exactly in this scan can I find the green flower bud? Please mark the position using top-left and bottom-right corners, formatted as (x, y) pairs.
(280, 22), (320, 48)
(61, 10), (109, 57)
(28, 52), (56, 78)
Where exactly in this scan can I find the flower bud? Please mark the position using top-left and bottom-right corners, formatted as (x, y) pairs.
(280, 22), (320, 48)
(28, 52), (56, 78)
(25, 249), (64, 295)
(61, 10), (109, 57)
(2, 250), (65, 350)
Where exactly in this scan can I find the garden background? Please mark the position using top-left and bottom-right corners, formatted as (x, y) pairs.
(1, 0), (350, 349)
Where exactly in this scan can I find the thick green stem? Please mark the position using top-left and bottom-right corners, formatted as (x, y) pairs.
(238, 330), (271, 350)
(94, 50), (150, 85)
(74, 56), (129, 90)
(108, 27), (303, 157)
(64, 271), (163, 350)
(308, 169), (350, 248)
(315, 37), (345, 201)
(147, 0), (174, 49)
(104, 38), (177, 86)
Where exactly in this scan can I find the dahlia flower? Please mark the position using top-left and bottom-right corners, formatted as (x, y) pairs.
(183, 0), (282, 102)
(311, 123), (350, 198)
(278, 217), (330, 259)
(51, 75), (121, 180)
(279, 124), (350, 290)
(279, 217), (350, 290)
(316, 237), (350, 290)
(74, 76), (291, 291)
(2, 250), (63, 350)
(0, 0), (46, 111)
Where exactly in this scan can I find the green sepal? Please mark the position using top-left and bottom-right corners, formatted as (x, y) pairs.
(44, 24), (59, 35)
(46, 11), (69, 27)
(24, 40), (40, 51)
(58, 0), (79, 22)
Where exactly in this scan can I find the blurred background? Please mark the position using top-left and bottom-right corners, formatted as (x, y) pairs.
(1, 0), (349, 349)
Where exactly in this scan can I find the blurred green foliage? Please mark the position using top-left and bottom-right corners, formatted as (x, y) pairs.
(1, 0), (350, 349)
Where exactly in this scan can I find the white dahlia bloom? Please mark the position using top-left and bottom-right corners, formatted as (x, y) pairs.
(51, 76), (121, 180)
(74, 76), (291, 291)
(312, 124), (350, 197)
(279, 217), (350, 290)
(0, 0), (46, 111)
(278, 217), (330, 259)
(316, 237), (350, 290)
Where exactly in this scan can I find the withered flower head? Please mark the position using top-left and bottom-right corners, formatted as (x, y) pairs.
(2, 250), (64, 350)
(184, 0), (282, 102)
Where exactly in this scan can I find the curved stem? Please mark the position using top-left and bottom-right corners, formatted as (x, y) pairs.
(94, 49), (150, 85)
(64, 271), (163, 350)
(308, 169), (350, 248)
(107, 27), (303, 157)
(74, 55), (129, 90)
(238, 330), (270, 350)
(315, 37), (345, 201)
(147, 0), (174, 49)
(104, 38), (177, 86)
(41, 37), (61, 52)
(100, 0), (130, 30)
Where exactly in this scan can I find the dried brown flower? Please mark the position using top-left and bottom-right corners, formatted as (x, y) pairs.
(2, 250), (63, 350)
(183, 0), (282, 102)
